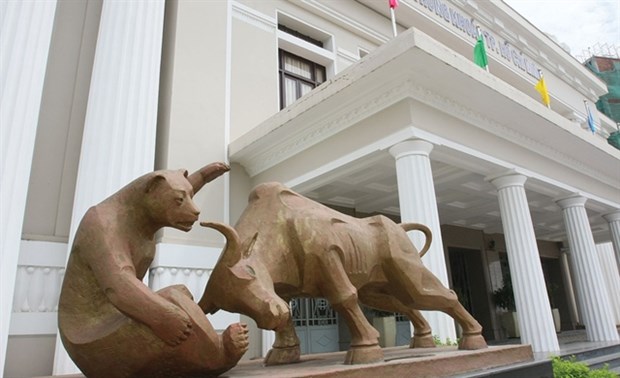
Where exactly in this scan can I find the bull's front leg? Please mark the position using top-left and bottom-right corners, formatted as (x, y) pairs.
(320, 246), (383, 365)
(264, 312), (301, 366)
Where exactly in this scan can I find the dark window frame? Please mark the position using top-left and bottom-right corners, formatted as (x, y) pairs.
(279, 49), (326, 109)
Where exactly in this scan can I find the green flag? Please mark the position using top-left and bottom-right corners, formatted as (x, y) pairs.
(473, 34), (488, 69)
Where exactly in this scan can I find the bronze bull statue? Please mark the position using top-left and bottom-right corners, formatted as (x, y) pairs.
(199, 182), (486, 365)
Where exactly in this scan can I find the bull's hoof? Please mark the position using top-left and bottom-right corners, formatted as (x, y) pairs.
(344, 345), (384, 365)
(410, 333), (436, 348)
(458, 334), (487, 350)
(264, 346), (300, 366)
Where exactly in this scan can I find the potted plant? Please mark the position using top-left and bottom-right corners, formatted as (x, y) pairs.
(492, 274), (519, 338)
(371, 309), (397, 347)
(547, 283), (562, 333)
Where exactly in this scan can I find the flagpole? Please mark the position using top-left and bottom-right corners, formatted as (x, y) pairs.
(390, 7), (397, 37)
(476, 26), (489, 73)
(538, 69), (550, 109)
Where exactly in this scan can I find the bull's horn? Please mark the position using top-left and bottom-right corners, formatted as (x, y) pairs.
(188, 163), (230, 194)
(400, 223), (432, 258)
(200, 221), (242, 266)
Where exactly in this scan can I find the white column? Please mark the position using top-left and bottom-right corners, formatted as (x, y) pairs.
(603, 211), (620, 273)
(389, 140), (456, 343)
(556, 196), (619, 342)
(596, 242), (620, 325)
(53, 0), (165, 374)
(559, 250), (580, 327)
(0, 1), (57, 374)
(488, 173), (559, 353)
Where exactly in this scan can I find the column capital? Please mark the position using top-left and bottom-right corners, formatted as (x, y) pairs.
(556, 195), (588, 209)
(389, 139), (434, 159)
(487, 172), (527, 190)
(602, 211), (620, 223)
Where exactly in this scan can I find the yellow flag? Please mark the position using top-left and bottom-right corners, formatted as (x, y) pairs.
(535, 77), (550, 106)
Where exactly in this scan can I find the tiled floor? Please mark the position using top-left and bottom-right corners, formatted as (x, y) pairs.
(489, 329), (620, 360)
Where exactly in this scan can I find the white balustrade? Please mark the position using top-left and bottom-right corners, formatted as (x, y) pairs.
(149, 266), (212, 300)
(13, 266), (64, 314)
(10, 241), (67, 336)
(149, 243), (240, 331)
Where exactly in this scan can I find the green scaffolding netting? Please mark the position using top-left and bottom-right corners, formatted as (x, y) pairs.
(585, 58), (620, 124)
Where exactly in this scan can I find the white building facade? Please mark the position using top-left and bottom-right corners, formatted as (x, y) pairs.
(2, 0), (619, 376)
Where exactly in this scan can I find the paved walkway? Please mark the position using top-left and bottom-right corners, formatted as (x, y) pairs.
(489, 329), (620, 360)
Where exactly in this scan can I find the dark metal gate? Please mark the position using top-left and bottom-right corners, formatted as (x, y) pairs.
(395, 313), (412, 346)
(291, 298), (339, 354)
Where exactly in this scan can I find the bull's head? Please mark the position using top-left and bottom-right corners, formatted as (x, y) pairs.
(198, 221), (290, 331)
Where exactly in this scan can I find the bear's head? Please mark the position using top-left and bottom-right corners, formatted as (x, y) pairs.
(143, 169), (200, 232)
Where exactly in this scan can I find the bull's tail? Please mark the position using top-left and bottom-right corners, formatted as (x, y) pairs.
(400, 223), (432, 258)
(200, 221), (242, 266)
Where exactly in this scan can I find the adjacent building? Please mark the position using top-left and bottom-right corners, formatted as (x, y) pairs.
(2, 0), (619, 376)
(584, 55), (620, 124)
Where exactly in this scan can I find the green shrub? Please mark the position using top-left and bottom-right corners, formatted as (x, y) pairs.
(551, 356), (617, 378)
(588, 365), (616, 378)
(432, 335), (458, 346)
(552, 356), (590, 378)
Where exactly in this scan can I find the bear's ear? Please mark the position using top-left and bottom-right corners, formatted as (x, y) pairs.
(145, 173), (166, 193)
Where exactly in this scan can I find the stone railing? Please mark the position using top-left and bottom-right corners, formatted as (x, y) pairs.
(148, 266), (211, 300)
(10, 241), (66, 335)
(10, 241), (238, 335)
(149, 243), (239, 330)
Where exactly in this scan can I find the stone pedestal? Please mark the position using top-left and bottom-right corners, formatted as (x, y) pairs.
(52, 0), (166, 374)
(489, 173), (559, 353)
(37, 345), (538, 378)
(0, 1), (57, 374)
(556, 196), (619, 342)
(230, 345), (535, 378)
(389, 139), (456, 343)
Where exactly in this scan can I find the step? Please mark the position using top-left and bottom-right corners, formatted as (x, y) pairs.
(581, 351), (620, 370)
(562, 343), (620, 362)
(451, 359), (553, 378)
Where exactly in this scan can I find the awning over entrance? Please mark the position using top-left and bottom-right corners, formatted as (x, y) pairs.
(229, 27), (620, 242)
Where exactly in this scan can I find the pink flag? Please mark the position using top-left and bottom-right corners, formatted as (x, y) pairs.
(389, 0), (399, 9)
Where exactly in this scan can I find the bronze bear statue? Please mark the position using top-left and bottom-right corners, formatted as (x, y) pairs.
(58, 163), (248, 378)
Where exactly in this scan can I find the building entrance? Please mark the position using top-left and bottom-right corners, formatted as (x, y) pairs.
(448, 248), (494, 341)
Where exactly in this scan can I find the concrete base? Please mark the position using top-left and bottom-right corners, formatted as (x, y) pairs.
(44, 345), (533, 378)
(226, 345), (532, 377)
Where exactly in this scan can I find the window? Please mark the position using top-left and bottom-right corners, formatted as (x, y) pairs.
(279, 49), (326, 109)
